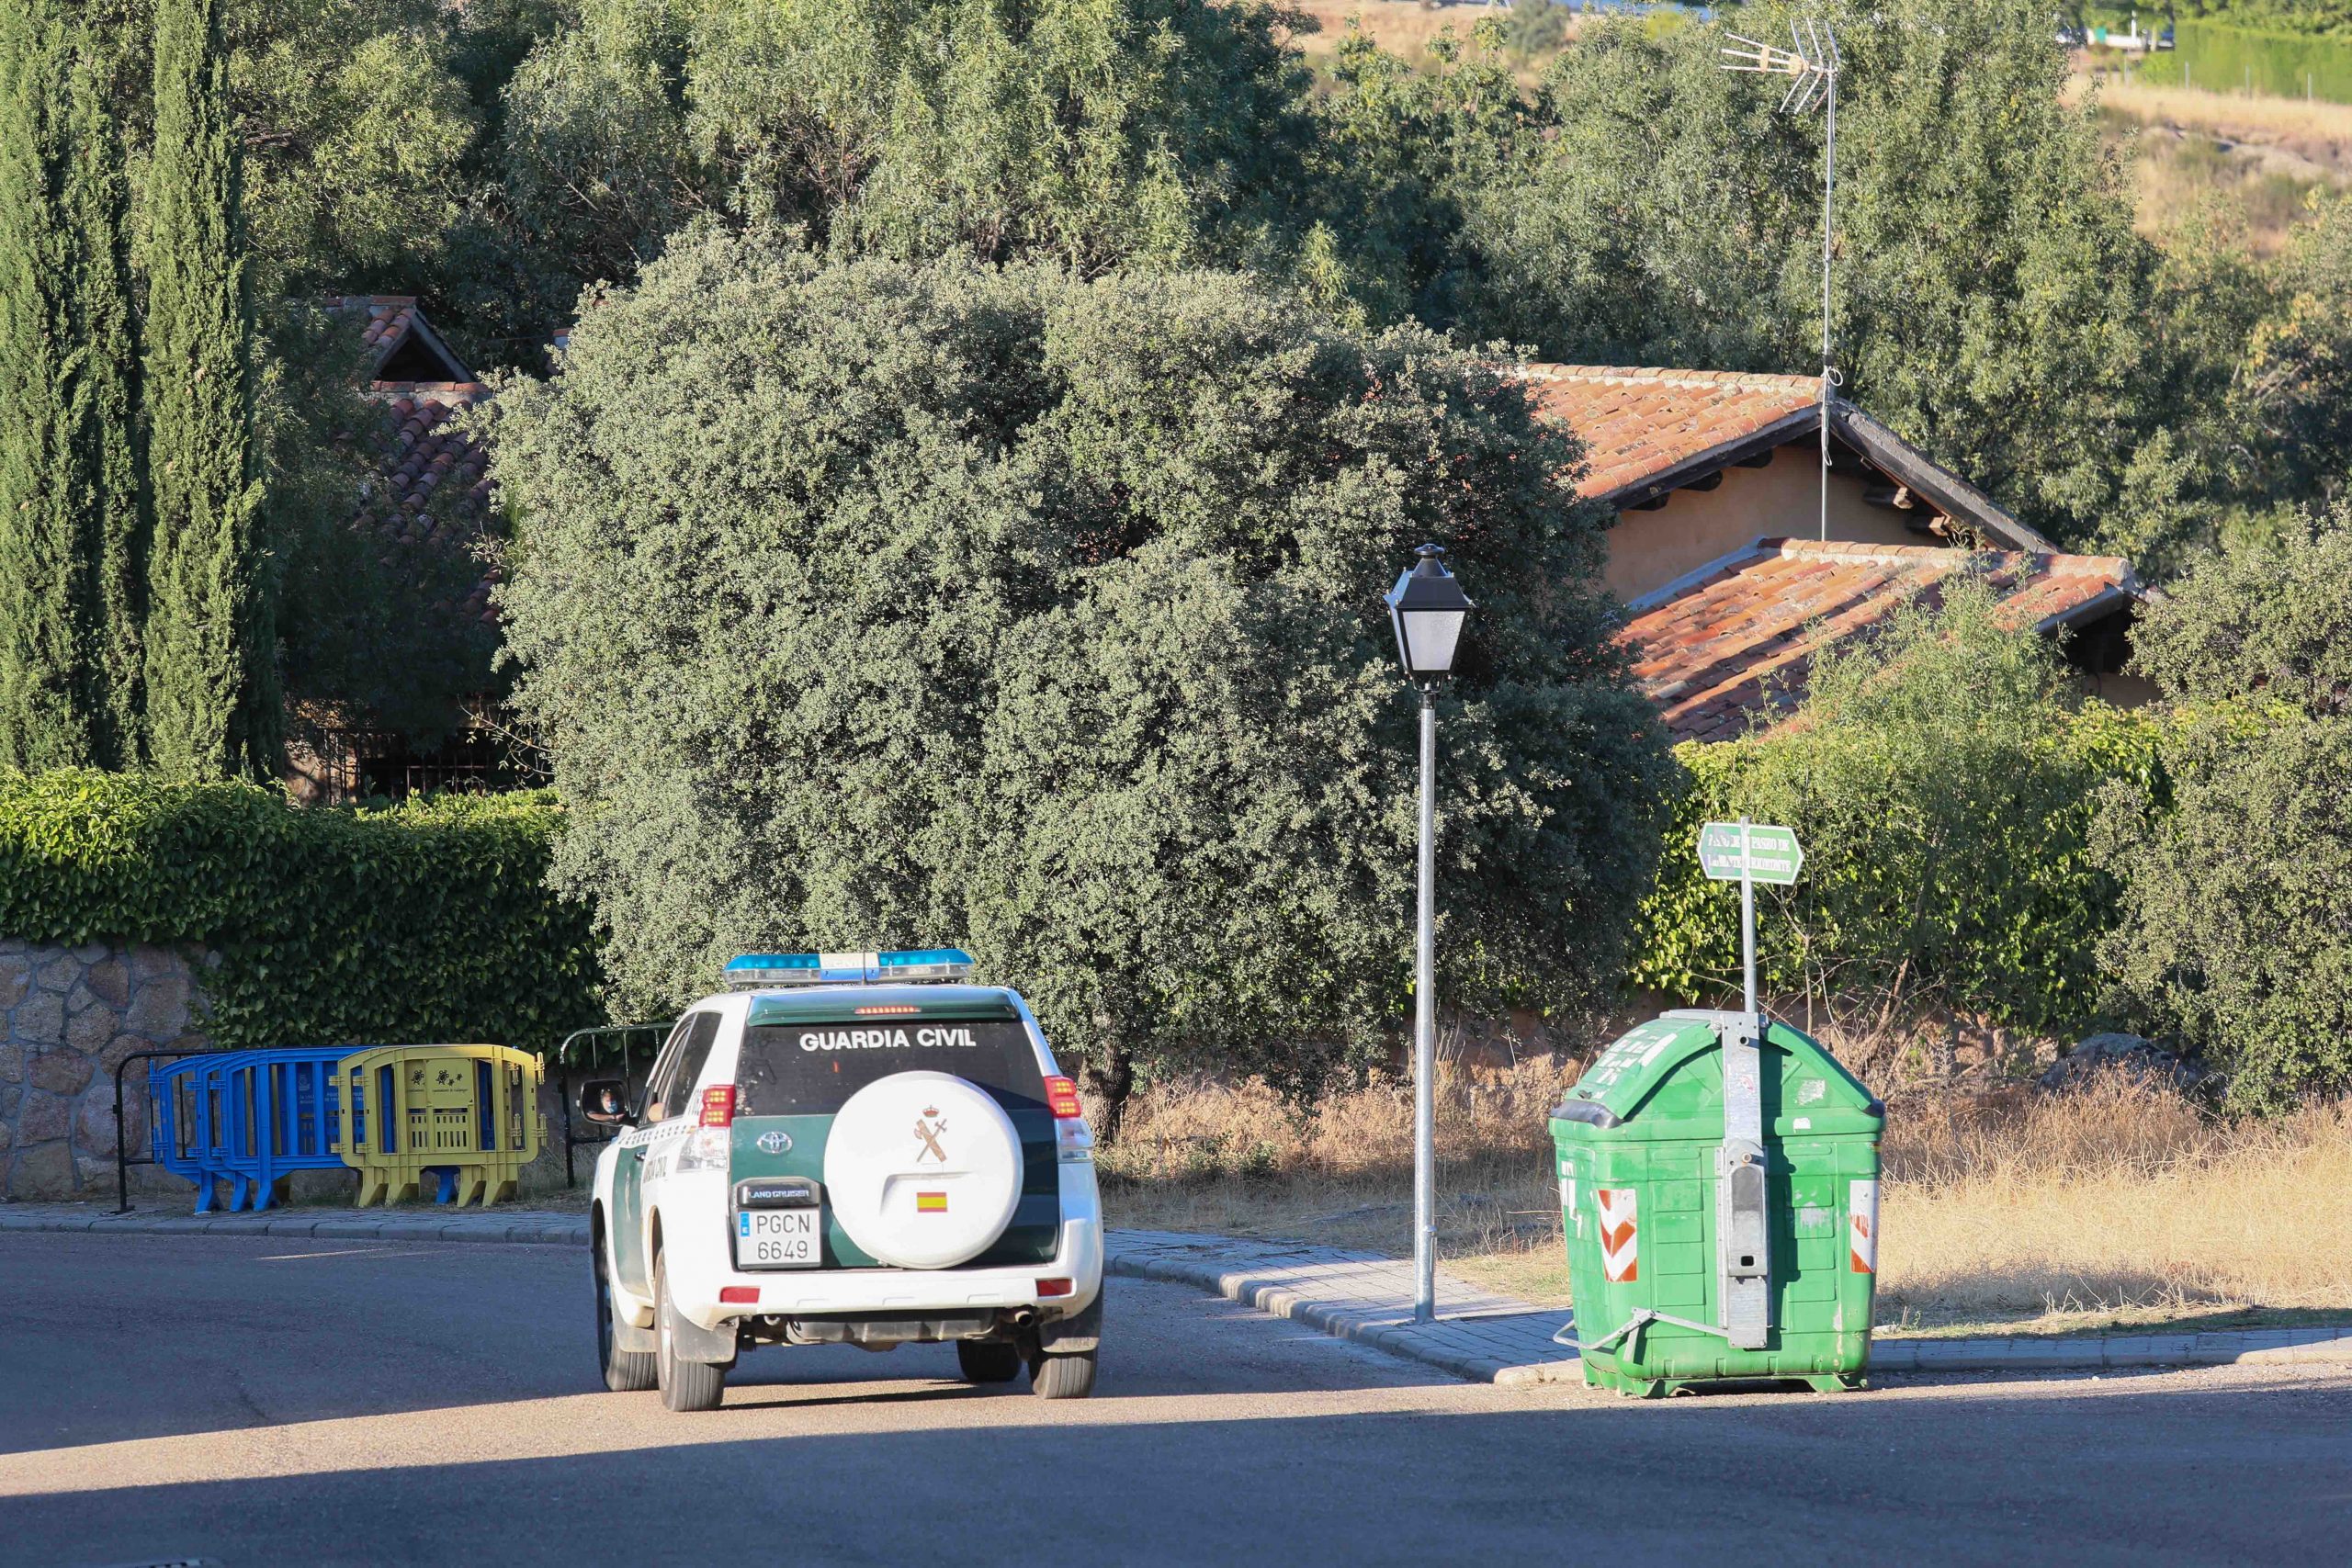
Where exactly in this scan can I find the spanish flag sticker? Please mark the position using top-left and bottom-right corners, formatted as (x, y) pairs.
(916, 1191), (948, 1213)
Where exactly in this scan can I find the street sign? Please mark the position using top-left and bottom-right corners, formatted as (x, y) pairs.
(1699, 818), (1800, 1347)
(1698, 821), (1803, 885)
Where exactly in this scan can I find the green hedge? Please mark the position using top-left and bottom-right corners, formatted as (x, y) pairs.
(0, 771), (603, 1052)
(1626, 706), (2167, 1035)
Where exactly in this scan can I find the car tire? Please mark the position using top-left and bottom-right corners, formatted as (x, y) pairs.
(594, 1231), (656, 1393)
(655, 1251), (727, 1413)
(1030, 1348), (1097, 1400)
(956, 1339), (1023, 1384)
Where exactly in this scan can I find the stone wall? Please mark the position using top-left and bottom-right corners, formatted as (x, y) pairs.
(0, 938), (581, 1203)
(0, 940), (208, 1200)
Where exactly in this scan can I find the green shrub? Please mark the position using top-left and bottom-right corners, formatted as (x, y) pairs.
(2087, 514), (2352, 1110)
(1627, 580), (2164, 1038)
(0, 770), (602, 1051)
(490, 234), (1675, 1118)
(2124, 506), (2352, 716)
(2092, 707), (2352, 1111)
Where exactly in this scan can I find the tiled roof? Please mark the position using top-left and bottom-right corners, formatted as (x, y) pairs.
(320, 295), (457, 378)
(325, 297), (500, 629)
(1520, 365), (1821, 504)
(356, 386), (498, 626)
(1621, 539), (2138, 742)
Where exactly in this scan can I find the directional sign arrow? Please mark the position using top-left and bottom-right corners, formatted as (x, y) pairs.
(1697, 821), (1804, 885)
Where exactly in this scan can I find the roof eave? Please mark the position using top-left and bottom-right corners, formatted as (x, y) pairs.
(1828, 404), (2056, 553)
(394, 310), (475, 384)
(1592, 405), (1822, 511)
(2033, 579), (2143, 636)
(1589, 393), (2062, 557)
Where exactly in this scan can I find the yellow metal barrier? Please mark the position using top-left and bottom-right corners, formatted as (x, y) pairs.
(334, 1044), (544, 1206)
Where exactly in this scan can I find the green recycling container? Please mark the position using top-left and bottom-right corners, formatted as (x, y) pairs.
(1550, 1010), (1884, 1397)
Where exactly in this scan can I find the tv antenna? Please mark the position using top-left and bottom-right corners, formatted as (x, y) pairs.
(1723, 19), (1843, 543)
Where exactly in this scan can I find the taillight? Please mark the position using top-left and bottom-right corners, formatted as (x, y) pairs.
(700, 1085), (738, 1127)
(1044, 1076), (1084, 1120)
(1035, 1278), (1073, 1298)
(719, 1286), (760, 1304)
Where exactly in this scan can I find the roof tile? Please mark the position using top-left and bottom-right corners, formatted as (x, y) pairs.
(1619, 539), (2136, 742)
(1520, 364), (1822, 503)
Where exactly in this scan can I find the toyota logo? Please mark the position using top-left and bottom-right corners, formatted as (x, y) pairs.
(756, 1130), (793, 1155)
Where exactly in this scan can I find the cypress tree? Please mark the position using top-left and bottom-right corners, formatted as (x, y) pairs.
(143, 0), (277, 779)
(69, 21), (142, 766)
(0, 4), (98, 767)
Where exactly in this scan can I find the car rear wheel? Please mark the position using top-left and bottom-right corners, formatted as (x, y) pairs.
(594, 1231), (656, 1393)
(655, 1252), (727, 1413)
(1030, 1348), (1097, 1400)
(956, 1339), (1023, 1384)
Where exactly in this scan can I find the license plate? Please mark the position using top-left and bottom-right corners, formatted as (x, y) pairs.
(735, 1208), (820, 1269)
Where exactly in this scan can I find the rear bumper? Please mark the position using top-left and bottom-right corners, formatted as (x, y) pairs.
(677, 1215), (1103, 1333)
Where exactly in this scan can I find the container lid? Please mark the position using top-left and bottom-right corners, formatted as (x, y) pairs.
(1552, 1010), (1882, 1138)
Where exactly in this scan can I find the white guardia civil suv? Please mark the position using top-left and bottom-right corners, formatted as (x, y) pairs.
(579, 948), (1104, 1412)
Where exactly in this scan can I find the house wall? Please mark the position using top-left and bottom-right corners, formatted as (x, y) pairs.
(2076, 670), (2159, 708)
(1603, 446), (1924, 603)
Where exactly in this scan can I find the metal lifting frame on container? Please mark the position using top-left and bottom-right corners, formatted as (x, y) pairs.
(1718, 819), (1772, 1351)
(1554, 1308), (1728, 1357)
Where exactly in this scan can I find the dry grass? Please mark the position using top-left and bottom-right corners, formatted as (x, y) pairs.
(1875, 1083), (2352, 1331)
(2073, 73), (2352, 250)
(1282, 0), (1519, 64)
(2090, 74), (2352, 164)
(2129, 130), (2327, 252)
(1095, 1066), (2352, 1336)
(1096, 1058), (1570, 1255)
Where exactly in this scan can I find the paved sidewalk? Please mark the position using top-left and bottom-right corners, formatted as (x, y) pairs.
(1105, 1230), (2352, 1386)
(15, 1203), (2351, 1385)
(1109, 1229), (1583, 1385)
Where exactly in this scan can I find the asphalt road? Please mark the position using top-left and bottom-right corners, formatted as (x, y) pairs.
(2, 1234), (2347, 1568)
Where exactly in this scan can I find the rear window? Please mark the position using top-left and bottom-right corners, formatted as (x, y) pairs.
(735, 1019), (1047, 1116)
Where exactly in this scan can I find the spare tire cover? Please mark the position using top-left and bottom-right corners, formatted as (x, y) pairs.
(822, 1070), (1024, 1269)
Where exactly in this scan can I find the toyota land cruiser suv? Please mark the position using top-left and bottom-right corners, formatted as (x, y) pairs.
(580, 949), (1103, 1412)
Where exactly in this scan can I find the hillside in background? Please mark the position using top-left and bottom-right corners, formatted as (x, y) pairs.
(2086, 71), (2352, 250)
(2177, 0), (2352, 36)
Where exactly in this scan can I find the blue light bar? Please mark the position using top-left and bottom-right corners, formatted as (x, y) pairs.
(723, 948), (975, 988)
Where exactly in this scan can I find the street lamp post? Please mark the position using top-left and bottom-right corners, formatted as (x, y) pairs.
(1385, 543), (1475, 1325)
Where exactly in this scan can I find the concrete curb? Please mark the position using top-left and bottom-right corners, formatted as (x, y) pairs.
(1103, 1246), (1579, 1386)
(0, 1205), (590, 1247)
(1103, 1233), (2352, 1386)
(1870, 1328), (2352, 1373)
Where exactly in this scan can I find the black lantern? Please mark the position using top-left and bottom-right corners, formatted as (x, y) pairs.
(1385, 544), (1475, 685)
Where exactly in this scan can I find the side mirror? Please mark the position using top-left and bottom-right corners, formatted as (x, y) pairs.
(579, 1077), (630, 1126)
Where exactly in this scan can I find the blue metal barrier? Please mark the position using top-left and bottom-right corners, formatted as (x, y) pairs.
(217, 1048), (355, 1212)
(188, 1051), (264, 1212)
(147, 1055), (220, 1210)
(146, 1046), (364, 1213)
